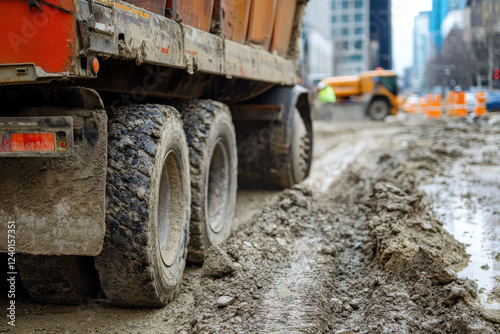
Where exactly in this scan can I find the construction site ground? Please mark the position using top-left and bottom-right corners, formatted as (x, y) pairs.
(1, 112), (500, 333)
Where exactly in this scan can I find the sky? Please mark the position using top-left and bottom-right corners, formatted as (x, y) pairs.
(392, 0), (433, 76)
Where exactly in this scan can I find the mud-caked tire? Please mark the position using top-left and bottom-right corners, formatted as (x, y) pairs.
(283, 108), (312, 188)
(175, 100), (237, 264)
(367, 99), (390, 121)
(95, 104), (191, 307)
(17, 255), (100, 305)
(236, 106), (312, 189)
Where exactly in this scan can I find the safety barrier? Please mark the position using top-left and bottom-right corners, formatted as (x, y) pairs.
(474, 92), (487, 117)
(455, 92), (468, 117)
(426, 94), (442, 119)
(444, 91), (467, 117)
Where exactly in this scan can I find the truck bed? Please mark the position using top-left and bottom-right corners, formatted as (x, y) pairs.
(0, 0), (304, 89)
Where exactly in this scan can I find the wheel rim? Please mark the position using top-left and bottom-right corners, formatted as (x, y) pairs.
(207, 138), (230, 234)
(370, 101), (388, 119)
(158, 150), (184, 267)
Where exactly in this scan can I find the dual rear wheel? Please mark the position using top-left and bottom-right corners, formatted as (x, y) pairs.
(18, 99), (311, 307)
(95, 102), (237, 307)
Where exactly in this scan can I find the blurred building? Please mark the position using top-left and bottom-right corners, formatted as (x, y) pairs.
(430, 0), (448, 53)
(430, 0), (467, 54)
(463, 0), (500, 89)
(403, 67), (413, 90)
(442, 8), (466, 44)
(369, 0), (392, 70)
(302, 0), (392, 78)
(328, 0), (392, 76)
(299, 0), (334, 87)
(330, 0), (371, 76)
(413, 11), (432, 92)
(449, 0), (467, 10)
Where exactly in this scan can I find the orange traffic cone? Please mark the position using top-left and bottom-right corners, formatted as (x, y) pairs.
(454, 92), (468, 117)
(474, 92), (487, 117)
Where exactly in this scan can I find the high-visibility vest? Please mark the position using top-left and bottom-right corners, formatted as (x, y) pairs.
(318, 86), (337, 104)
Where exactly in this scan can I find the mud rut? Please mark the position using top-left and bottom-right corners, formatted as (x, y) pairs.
(3, 117), (500, 334)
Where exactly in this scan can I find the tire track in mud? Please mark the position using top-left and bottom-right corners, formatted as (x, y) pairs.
(190, 125), (408, 333)
(8, 119), (500, 333)
(306, 125), (401, 193)
(252, 128), (392, 332)
(191, 185), (337, 333)
(193, 119), (500, 333)
(227, 129), (389, 333)
(256, 235), (334, 333)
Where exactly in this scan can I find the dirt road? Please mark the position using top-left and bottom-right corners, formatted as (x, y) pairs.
(2, 115), (500, 333)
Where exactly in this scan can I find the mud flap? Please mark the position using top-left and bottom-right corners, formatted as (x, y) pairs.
(0, 109), (107, 256)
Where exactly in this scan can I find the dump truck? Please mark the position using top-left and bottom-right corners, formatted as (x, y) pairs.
(322, 69), (399, 120)
(0, 0), (313, 307)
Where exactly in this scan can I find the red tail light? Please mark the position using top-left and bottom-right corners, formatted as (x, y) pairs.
(10, 133), (55, 152)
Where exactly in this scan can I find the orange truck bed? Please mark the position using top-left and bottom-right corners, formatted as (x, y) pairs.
(0, 0), (305, 87)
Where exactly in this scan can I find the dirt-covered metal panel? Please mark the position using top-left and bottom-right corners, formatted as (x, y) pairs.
(0, 109), (107, 256)
(0, 117), (73, 157)
(1, 0), (300, 86)
(225, 40), (296, 84)
(77, 0), (297, 85)
(182, 24), (223, 74)
(77, 0), (185, 67)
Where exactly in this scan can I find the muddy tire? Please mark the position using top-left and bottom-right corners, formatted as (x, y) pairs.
(95, 104), (190, 307)
(176, 100), (237, 264)
(367, 99), (390, 121)
(236, 106), (312, 189)
(284, 108), (312, 188)
(17, 255), (100, 305)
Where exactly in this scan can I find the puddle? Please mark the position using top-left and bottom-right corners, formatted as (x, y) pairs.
(421, 161), (500, 317)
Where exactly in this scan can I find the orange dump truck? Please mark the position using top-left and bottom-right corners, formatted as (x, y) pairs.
(0, 0), (312, 307)
(322, 69), (400, 120)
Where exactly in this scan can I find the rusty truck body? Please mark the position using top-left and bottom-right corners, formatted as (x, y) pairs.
(0, 0), (312, 307)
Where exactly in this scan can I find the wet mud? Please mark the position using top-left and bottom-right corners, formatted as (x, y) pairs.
(192, 117), (500, 333)
(2, 116), (499, 333)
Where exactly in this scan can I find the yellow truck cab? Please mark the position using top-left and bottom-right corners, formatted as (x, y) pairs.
(322, 69), (400, 120)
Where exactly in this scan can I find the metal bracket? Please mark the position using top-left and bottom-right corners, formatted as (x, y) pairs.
(28, 0), (43, 11)
(185, 54), (195, 75)
(87, 0), (96, 28)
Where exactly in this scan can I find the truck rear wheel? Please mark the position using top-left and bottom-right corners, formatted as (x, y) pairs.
(176, 101), (237, 263)
(287, 108), (312, 187)
(235, 104), (312, 189)
(17, 255), (100, 305)
(367, 99), (390, 121)
(95, 104), (190, 307)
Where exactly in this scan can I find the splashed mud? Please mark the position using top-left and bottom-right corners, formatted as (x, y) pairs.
(2, 117), (499, 333)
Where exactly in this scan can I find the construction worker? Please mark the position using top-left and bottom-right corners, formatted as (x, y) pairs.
(317, 81), (336, 120)
(317, 81), (336, 104)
